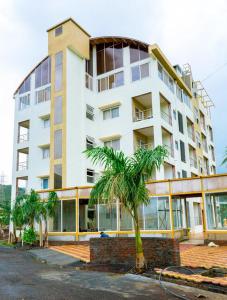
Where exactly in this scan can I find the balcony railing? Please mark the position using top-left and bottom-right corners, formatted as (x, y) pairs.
(18, 133), (29, 143)
(17, 161), (28, 171)
(187, 128), (195, 142)
(163, 143), (174, 158)
(133, 108), (152, 122)
(161, 110), (172, 125)
(190, 156), (198, 168)
(136, 142), (153, 150)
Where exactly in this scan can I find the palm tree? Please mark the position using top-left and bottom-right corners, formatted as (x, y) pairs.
(43, 191), (58, 247)
(84, 145), (168, 271)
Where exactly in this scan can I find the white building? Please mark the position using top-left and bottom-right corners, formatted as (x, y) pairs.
(11, 18), (216, 239)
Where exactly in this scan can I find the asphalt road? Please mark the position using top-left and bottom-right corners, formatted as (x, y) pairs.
(0, 246), (226, 300)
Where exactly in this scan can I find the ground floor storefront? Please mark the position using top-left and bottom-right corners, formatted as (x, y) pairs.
(37, 174), (227, 242)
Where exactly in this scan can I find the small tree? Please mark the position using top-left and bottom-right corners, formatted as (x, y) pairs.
(0, 200), (11, 238)
(84, 146), (168, 271)
(11, 197), (26, 242)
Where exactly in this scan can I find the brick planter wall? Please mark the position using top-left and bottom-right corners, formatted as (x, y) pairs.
(90, 237), (180, 267)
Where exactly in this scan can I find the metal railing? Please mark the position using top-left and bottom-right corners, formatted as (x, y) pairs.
(18, 133), (29, 143)
(136, 142), (153, 150)
(17, 161), (28, 171)
(190, 156), (198, 168)
(161, 110), (172, 125)
(133, 108), (153, 122)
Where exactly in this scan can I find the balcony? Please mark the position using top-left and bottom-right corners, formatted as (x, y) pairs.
(161, 110), (172, 125)
(133, 108), (152, 122)
(133, 126), (154, 151)
(187, 118), (195, 142)
(17, 148), (29, 172)
(162, 127), (174, 158)
(190, 157), (198, 168)
(132, 93), (153, 123)
(164, 162), (175, 179)
(18, 120), (30, 144)
(160, 94), (172, 126)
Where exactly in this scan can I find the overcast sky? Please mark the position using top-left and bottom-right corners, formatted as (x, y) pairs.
(0, 0), (227, 183)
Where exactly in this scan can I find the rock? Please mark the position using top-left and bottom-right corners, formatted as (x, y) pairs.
(208, 242), (218, 247)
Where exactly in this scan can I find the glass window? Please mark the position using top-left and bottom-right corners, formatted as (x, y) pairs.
(115, 71), (124, 87)
(54, 96), (62, 124)
(111, 107), (119, 118)
(103, 107), (119, 120)
(62, 200), (76, 232)
(35, 57), (51, 89)
(42, 147), (50, 159)
(54, 164), (62, 189)
(103, 109), (111, 120)
(87, 169), (95, 183)
(178, 111), (184, 134)
(206, 193), (227, 230)
(54, 129), (62, 159)
(55, 26), (62, 36)
(173, 198), (183, 229)
(43, 117), (50, 128)
(144, 198), (158, 229)
(36, 86), (51, 104)
(19, 94), (30, 110)
(41, 178), (49, 190)
(130, 45), (149, 63)
(104, 139), (120, 150)
(130, 45), (140, 63)
(180, 140), (186, 163)
(86, 136), (95, 149)
(120, 205), (132, 230)
(99, 204), (117, 231)
(79, 199), (97, 232)
(131, 65), (140, 81)
(96, 43), (124, 75)
(35, 65), (42, 89)
(49, 200), (61, 232)
(55, 51), (63, 91)
(86, 104), (94, 120)
(114, 44), (123, 69)
(141, 63), (149, 79)
(19, 76), (31, 94)
(158, 197), (170, 229)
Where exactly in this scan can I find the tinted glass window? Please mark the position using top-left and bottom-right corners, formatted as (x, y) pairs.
(54, 96), (62, 124)
(54, 129), (62, 159)
(54, 164), (62, 189)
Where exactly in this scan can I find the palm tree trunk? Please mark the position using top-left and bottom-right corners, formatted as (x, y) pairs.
(39, 221), (43, 247)
(44, 219), (48, 248)
(133, 210), (145, 272)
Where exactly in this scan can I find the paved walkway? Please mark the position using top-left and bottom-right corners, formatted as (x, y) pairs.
(180, 245), (227, 269)
(49, 243), (90, 262)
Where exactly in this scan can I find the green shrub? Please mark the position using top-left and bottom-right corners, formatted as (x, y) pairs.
(23, 227), (37, 245)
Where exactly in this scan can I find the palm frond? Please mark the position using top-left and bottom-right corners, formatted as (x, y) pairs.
(84, 146), (130, 172)
(132, 145), (168, 180)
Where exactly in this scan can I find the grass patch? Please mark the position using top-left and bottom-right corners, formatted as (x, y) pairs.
(0, 240), (14, 247)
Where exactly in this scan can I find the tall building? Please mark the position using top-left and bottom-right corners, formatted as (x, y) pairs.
(11, 18), (216, 239)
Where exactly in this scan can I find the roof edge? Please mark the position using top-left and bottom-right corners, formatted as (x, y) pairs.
(46, 17), (91, 37)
